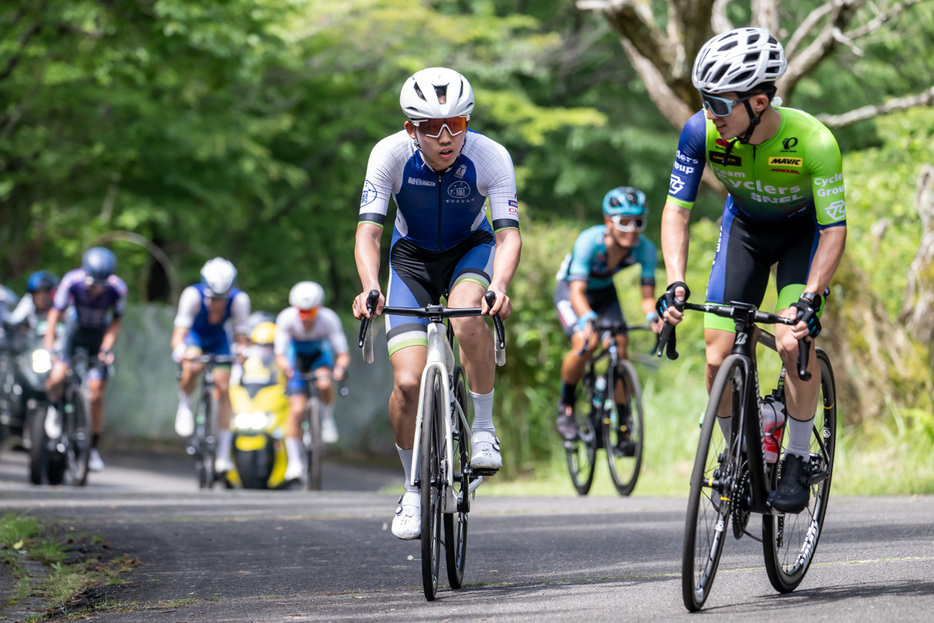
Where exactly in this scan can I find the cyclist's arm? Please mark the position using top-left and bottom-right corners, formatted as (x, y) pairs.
(100, 317), (121, 362)
(806, 225), (846, 298)
(170, 326), (189, 353)
(354, 222), (384, 318)
(230, 291), (251, 339)
(488, 227), (521, 319)
(568, 280), (592, 319)
(660, 201), (692, 301)
(44, 306), (61, 352)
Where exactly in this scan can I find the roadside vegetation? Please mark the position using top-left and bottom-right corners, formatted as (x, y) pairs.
(0, 512), (137, 620)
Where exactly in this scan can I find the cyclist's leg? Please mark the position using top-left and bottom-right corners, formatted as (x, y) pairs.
(554, 281), (599, 431)
(284, 351), (310, 478)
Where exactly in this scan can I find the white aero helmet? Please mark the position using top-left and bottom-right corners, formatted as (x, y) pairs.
(692, 27), (786, 94)
(400, 67), (474, 120)
(289, 281), (324, 310)
(200, 257), (237, 298)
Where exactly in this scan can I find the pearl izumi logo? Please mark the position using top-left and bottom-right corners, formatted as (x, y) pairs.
(782, 137), (799, 150)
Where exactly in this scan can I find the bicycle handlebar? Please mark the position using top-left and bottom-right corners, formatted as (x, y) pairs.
(655, 300), (811, 381)
(358, 289), (506, 366)
(574, 321), (652, 357)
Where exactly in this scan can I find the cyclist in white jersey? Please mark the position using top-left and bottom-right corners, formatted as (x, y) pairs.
(352, 67), (521, 540)
(274, 281), (350, 482)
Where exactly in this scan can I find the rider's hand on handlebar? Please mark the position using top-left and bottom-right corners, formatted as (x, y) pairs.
(98, 349), (114, 365)
(656, 281), (690, 325)
(482, 286), (512, 319)
(353, 289), (384, 319)
(171, 343), (188, 363)
(789, 292), (822, 340)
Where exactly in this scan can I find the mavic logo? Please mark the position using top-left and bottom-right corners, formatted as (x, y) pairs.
(768, 157), (803, 167)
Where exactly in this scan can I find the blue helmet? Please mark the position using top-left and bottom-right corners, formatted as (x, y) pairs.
(602, 186), (648, 217)
(82, 247), (117, 284)
(26, 270), (59, 293)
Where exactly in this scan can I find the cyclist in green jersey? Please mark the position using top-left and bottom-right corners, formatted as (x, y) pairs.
(656, 27), (846, 514)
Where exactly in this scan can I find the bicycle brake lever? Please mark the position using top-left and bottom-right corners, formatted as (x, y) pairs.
(797, 338), (811, 381)
(656, 322), (679, 360)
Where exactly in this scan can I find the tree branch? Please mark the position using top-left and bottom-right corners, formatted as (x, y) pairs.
(710, 0), (732, 33)
(751, 0), (780, 34)
(846, 0), (924, 40)
(816, 86), (934, 127)
(576, 0), (676, 76)
(781, 1), (861, 98)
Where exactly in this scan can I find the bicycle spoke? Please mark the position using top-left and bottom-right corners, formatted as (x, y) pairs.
(605, 361), (644, 496)
(763, 349), (837, 592)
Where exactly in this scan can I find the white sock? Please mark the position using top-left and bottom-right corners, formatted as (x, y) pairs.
(178, 390), (192, 408)
(216, 430), (233, 460)
(786, 417), (814, 459)
(397, 445), (417, 493)
(470, 390), (495, 435)
(285, 437), (303, 466)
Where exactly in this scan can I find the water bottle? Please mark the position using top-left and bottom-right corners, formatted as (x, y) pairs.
(760, 395), (786, 464)
(592, 376), (607, 409)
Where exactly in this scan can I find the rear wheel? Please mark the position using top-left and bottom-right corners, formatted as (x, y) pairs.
(682, 355), (745, 611)
(28, 404), (53, 485)
(420, 368), (443, 601)
(302, 396), (323, 491)
(65, 390), (91, 486)
(444, 366), (470, 590)
(763, 349), (837, 592)
(604, 361), (644, 496)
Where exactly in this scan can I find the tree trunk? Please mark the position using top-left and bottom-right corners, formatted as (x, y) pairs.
(900, 164), (934, 361)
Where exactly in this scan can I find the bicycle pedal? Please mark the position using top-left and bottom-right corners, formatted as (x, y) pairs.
(472, 467), (499, 477)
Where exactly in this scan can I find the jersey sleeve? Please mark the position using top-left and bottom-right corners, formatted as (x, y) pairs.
(173, 286), (201, 330)
(665, 111), (709, 210)
(273, 309), (291, 356)
(230, 291), (251, 336)
(566, 228), (599, 281)
(320, 308), (349, 355)
(804, 122), (846, 229)
(358, 132), (407, 229)
(475, 138), (519, 232)
(52, 270), (81, 311)
(110, 277), (128, 318)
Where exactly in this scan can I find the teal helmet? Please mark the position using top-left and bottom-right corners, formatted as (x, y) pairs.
(602, 186), (647, 217)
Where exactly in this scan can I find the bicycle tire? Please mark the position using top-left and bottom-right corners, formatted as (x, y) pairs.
(604, 361), (644, 496)
(28, 403), (55, 485)
(195, 390), (216, 489)
(444, 366), (470, 590)
(66, 389), (91, 486)
(564, 376), (598, 495)
(682, 355), (746, 611)
(762, 348), (837, 592)
(420, 368), (443, 601)
(302, 396), (324, 491)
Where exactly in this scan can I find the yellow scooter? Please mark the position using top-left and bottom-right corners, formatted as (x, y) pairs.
(226, 324), (291, 489)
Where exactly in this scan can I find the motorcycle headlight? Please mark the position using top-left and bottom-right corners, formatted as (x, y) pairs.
(234, 411), (270, 431)
(31, 349), (53, 374)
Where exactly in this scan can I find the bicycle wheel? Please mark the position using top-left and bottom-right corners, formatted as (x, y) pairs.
(682, 355), (745, 611)
(564, 376), (598, 495)
(29, 403), (63, 485)
(604, 361), (644, 496)
(65, 390), (91, 486)
(763, 348), (837, 592)
(195, 390), (216, 489)
(420, 368), (443, 601)
(302, 396), (324, 491)
(444, 366), (469, 590)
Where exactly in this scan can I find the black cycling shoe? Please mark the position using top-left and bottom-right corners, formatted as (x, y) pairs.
(770, 453), (812, 513)
(614, 438), (636, 457)
(556, 406), (578, 441)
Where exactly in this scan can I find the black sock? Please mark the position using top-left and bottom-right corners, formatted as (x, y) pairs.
(559, 383), (577, 408)
(92, 433), (100, 449)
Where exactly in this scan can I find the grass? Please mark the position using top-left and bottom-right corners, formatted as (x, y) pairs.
(0, 512), (138, 619)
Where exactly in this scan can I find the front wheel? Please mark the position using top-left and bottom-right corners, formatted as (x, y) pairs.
(195, 391), (216, 489)
(682, 355), (746, 611)
(762, 349), (837, 592)
(444, 366), (470, 590)
(604, 361), (644, 496)
(65, 392), (91, 486)
(29, 403), (64, 485)
(564, 378), (598, 495)
(420, 368), (443, 601)
(302, 397), (323, 491)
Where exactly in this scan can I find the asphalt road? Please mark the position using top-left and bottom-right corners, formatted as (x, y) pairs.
(2, 448), (934, 622)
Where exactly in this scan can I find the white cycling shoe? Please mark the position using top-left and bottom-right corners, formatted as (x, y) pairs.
(45, 405), (62, 439)
(283, 461), (304, 482)
(88, 449), (105, 472)
(215, 456), (234, 473)
(322, 414), (339, 444)
(391, 491), (421, 540)
(470, 431), (502, 472)
(175, 402), (194, 437)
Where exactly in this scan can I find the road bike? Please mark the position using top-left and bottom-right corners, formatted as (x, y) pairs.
(564, 320), (650, 496)
(29, 348), (102, 486)
(296, 369), (347, 492)
(182, 353), (234, 489)
(358, 290), (505, 601)
(657, 300), (837, 611)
